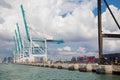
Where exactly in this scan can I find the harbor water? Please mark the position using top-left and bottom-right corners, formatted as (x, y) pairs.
(0, 64), (120, 80)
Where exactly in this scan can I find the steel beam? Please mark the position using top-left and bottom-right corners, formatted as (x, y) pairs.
(103, 34), (120, 38)
(98, 0), (103, 63)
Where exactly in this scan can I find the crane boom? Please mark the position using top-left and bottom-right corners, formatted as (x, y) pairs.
(16, 23), (23, 48)
(13, 36), (17, 54)
(15, 30), (20, 53)
(32, 39), (64, 44)
(21, 4), (31, 42)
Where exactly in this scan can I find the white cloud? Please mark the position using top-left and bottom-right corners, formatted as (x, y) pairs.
(8, 0), (97, 41)
(102, 5), (120, 32)
(77, 47), (86, 53)
(57, 46), (72, 52)
(77, 47), (98, 57)
(59, 51), (76, 55)
(57, 48), (63, 52)
(63, 46), (71, 51)
(103, 39), (120, 52)
(57, 46), (75, 58)
(46, 0), (97, 41)
(0, 0), (12, 8)
(57, 46), (98, 60)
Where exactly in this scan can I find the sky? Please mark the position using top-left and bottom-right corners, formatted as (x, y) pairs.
(0, 0), (120, 60)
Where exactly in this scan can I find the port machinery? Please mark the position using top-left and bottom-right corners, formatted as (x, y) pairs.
(13, 4), (64, 63)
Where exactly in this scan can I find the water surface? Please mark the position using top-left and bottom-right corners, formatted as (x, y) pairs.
(0, 64), (120, 80)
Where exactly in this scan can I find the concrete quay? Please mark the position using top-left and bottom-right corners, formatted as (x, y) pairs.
(19, 63), (120, 75)
(112, 65), (120, 74)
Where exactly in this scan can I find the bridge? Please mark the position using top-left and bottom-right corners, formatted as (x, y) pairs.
(98, 0), (120, 64)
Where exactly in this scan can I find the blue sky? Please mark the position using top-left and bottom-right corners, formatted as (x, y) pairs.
(93, 0), (120, 16)
(108, 0), (120, 8)
(0, 0), (120, 60)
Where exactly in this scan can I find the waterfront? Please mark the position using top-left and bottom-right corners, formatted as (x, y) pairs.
(0, 64), (120, 80)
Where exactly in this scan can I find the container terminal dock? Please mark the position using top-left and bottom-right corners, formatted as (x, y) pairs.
(15, 54), (120, 75)
(8, 0), (120, 75)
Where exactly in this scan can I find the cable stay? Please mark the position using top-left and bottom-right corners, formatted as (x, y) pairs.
(103, 0), (120, 30)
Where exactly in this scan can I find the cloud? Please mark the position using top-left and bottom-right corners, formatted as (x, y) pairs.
(59, 51), (76, 55)
(63, 46), (71, 51)
(46, 0), (97, 41)
(13, 0), (97, 41)
(57, 46), (76, 58)
(0, 0), (12, 24)
(56, 46), (98, 60)
(77, 47), (86, 53)
(102, 5), (120, 32)
(101, 5), (120, 53)
(57, 48), (63, 52)
(57, 46), (73, 54)
(0, 17), (4, 24)
(77, 47), (98, 57)
(103, 39), (120, 52)
(0, 0), (12, 9)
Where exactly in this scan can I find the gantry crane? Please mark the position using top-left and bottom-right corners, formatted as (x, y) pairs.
(20, 4), (64, 62)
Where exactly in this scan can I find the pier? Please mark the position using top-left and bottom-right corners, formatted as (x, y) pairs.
(17, 62), (120, 75)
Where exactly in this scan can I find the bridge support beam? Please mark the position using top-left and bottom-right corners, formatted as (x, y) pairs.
(103, 34), (120, 38)
(98, 0), (103, 64)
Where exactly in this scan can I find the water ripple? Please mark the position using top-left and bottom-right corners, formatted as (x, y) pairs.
(0, 64), (120, 80)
